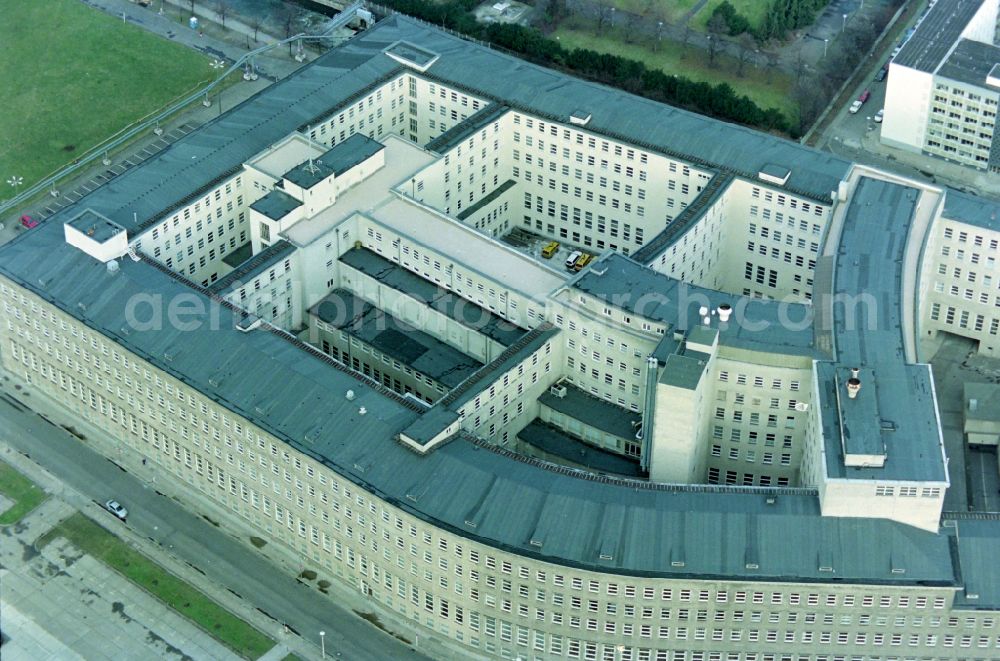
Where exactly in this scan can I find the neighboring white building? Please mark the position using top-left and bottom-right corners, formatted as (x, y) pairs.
(881, 0), (1000, 170)
(4, 16), (1000, 660)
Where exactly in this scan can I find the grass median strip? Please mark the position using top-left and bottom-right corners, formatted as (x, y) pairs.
(0, 459), (47, 525)
(38, 512), (274, 659)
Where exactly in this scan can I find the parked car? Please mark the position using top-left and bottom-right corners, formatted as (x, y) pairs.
(875, 108), (885, 123)
(874, 68), (887, 82)
(573, 253), (593, 272)
(563, 250), (582, 271)
(541, 241), (559, 259)
(105, 499), (128, 521)
(20, 215), (37, 229)
(849, 90), (870, 114)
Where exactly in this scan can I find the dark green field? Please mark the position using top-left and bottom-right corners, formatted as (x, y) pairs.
(0, 0), (216, 195)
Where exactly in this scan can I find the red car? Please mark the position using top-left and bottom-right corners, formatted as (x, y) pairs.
(20, 215), (37, 229)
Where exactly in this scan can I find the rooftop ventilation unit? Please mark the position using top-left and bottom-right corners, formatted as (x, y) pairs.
(358, 406), (367, 416)
(346, 389), (356, 401)
(717, 303), (732, 323)
(846, 377), (861, 399)
(549, 384), (567, 398)
(107, 260), (119, 274)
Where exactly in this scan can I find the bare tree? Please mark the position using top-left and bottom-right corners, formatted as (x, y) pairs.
(736, 33), (757, 77)
(680, 24), (693, 55)
(763, 51), (778, 84)
(707, 14), (727, 67)
(594, 3), (612, 34)
(214, 1), (229, 29)
(623, 13), (641, 44)
(249, 15), (264, 43)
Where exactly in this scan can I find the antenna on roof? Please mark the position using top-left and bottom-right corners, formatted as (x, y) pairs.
(304, 126), (320, 175)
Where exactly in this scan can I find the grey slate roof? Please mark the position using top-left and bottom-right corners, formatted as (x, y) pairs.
(539, 382), (641, 440)
(379, 19), (851, 201)
(310, 289), (482, 388)
(937, 39), (1000, 87)
(573, 253), (819, 357)
(425, 103), (508, 154)
(284, 133), (385, 189)
(951, 519), (1000, 608)
(518, 420), (642, 477)
(250, 188), (302, 220)
(66, 209), (125, 243)
(632, 171), (732, 265)
(209, 239), (295, 294)
(339, 247), (528, 346)
(942, 187), (1000, 231)
(821, 177), (946, 482)
(894, 0), (987, 73)
(0, 15), (984, 586)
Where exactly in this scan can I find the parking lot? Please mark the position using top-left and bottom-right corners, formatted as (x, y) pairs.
(502, 227), (596, 274)
(36, 124), (196, 220)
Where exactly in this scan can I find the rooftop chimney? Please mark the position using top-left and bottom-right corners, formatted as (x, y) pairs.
(851, 367), (860, 379)
(717, 303), (732, 323)
(846, 377), (861, 399)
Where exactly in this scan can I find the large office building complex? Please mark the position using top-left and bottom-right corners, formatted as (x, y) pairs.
(3, 15), (1000, 660)
(882, 0), (1000, 170)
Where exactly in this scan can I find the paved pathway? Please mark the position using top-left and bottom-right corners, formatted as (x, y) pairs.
(1, 498), (241, 660)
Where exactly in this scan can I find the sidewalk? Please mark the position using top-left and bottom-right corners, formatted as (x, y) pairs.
(0, 441), (318, 661)
(0, 368), (442, 660)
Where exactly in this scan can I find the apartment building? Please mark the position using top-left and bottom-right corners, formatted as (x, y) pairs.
(882, 0), (1000, 171)
(3, 15), (1000, 660)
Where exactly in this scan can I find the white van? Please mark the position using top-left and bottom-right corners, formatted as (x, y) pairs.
(564, 250), (582, 270)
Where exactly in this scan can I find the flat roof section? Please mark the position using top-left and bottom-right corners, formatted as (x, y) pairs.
(250, 188), (302, 220)
(942, 187), (1000, 230)
(834, 366), (885, 461)
(659, 351), (710, 390)
(572, 253), (818, 357)
(937, 39), (1000, 87)
(320, 133), (385, 176)
(67, 209), (125, 243)
(894, 0), (987, 73)
(281, 136), (437, 247)
(310, 289), (482, 388)
(370, 195), (567, 300)
(965, 382), (1000, 422)
(518, 420), (643, 477)
(209, 240), (296, 294)
(539, 382), (641, 441)
(339, 247), (529, 346)
(823, 176), (946, 482)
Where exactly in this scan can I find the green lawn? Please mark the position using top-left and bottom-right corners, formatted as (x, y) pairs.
(0, 0), (219, 196)
(553, 27), (797, 126)
(693, 0), (771, 31)
(38, 513), (274, 659)
(0, 460), (47, 525)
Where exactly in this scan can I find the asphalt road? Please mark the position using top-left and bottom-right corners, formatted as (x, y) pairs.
(0, 391), (427, 661)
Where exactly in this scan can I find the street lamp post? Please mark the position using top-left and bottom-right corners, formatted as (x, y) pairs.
(657, 21), (663, 44)
(610, 7), (615, 27)
(823, 38), (829, 58)
(842, 13), (847, 32)
(319, 630), (326, 659)
(7, 175), (23, 200)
